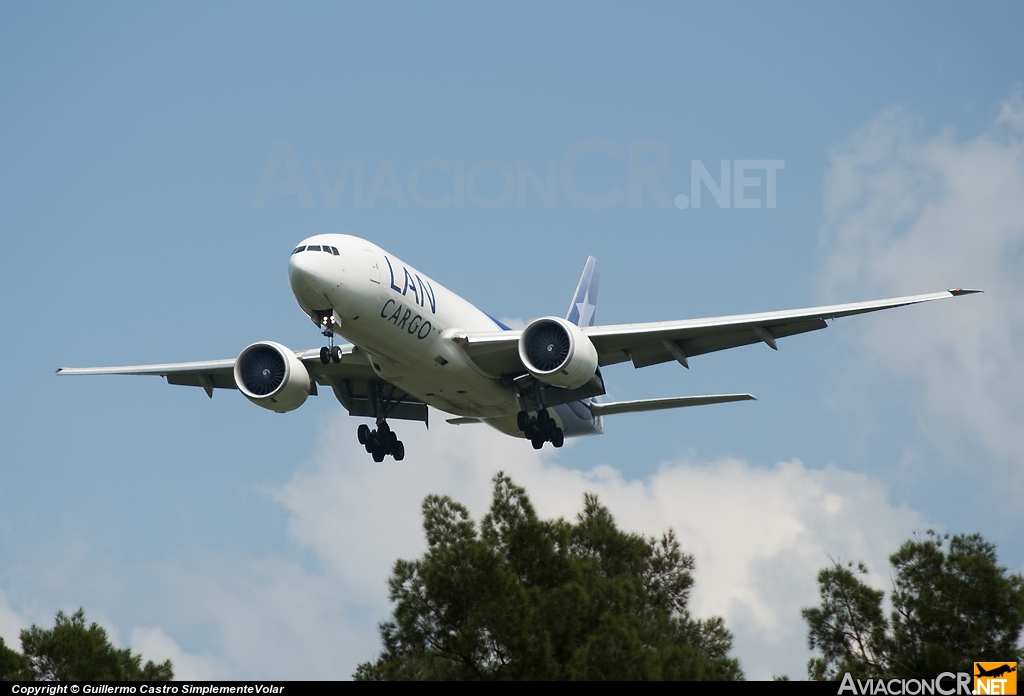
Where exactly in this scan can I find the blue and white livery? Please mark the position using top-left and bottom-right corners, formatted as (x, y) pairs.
(57, 234), (980, 462)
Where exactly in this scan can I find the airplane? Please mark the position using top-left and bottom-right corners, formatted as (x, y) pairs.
(976, 664), (1016, 678)
(57, 233), (980, 462)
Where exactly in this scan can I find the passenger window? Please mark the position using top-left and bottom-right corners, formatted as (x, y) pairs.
(307, 245), (321, 251)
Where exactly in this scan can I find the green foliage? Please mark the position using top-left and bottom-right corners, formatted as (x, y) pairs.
(803, 531), (1024, 680)
(0, 636), (33, 680)
(0, 609), (173, 681)
(356, 472), (743, 681)
(803, 560), (889, 680)
(888, 532), (1024, 676)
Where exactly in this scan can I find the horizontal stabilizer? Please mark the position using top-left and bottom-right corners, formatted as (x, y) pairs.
(590, 393), (755, 417)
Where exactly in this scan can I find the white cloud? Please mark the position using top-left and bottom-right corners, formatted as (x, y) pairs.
(996, 86), (1024, 131)
(130, 626), (231, 680)
(0, 590), (27, 648)
(270, 414), (927, 680)
(131, 548), (389, 680)
(818, 88), (1024, 500)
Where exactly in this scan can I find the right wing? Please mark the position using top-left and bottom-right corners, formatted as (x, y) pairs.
(456, 289), (981, 375)
(584, 289), (981, 368)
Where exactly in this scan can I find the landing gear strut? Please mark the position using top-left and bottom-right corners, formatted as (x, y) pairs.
(358, 421), (405, 462)
(517, 409), (564, 450)
(318, 314), (341, 364)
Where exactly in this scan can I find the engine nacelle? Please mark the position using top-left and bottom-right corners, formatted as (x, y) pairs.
(518, 317), (599, 389)
(234, 341), (311, 413)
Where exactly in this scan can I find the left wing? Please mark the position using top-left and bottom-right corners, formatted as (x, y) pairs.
(57, 344), (427, 422)
(57, 357), (239, 396)
(457, 289), (981, 376)
(590, 393), (755, 416)
(57, 345), (377, 393)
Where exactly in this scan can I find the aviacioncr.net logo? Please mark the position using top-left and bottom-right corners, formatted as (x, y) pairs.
(838, 672), (972, 695)
(974, 662), (1017, 695)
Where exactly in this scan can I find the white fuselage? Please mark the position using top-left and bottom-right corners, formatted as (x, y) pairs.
(287, 234), (601, 438)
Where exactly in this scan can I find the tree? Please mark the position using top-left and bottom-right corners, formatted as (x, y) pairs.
(0, 609), (173, 681)
(803, 531), (1024, 680)
(0, 636), (33, 680)
(355, 472), (743, 680)
(803, 560), (890, 680)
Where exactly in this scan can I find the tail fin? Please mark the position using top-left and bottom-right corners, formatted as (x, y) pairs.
(566, 256), (600, 327)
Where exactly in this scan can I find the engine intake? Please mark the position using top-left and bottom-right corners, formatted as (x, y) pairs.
(518, 317), (599, 389)
(234, 341), (311, 413)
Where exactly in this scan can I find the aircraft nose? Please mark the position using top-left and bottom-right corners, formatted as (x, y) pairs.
(288, 248), (315, 286)
(288, 243), (332, 306)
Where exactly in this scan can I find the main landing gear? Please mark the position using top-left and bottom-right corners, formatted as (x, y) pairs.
(319, 315), (342, 364)
(355, 384), (412, 462)
(358, 421), (405, 462)
(517, 409), (564, 450)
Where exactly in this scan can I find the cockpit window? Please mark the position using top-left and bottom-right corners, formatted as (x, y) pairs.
(290, 244), (337, 256)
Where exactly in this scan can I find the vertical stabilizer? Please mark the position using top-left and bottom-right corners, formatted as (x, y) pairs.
(565, 256), (600, 327)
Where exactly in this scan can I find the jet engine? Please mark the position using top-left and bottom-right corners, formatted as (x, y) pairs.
(234, 341), (311, 413)
(518, 317), (599, 389)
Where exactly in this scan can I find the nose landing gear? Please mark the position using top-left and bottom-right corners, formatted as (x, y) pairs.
(318, 315), (342, 364)
(517, 409), (564, 450)
(357, 421), (405, 462)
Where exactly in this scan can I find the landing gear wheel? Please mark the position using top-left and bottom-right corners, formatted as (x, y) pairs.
(320, 346), (330, 364)
(331, 345), (342, 363)
(537, 409), (551, 429)
(552, 428), (564, 448)
(531, 436), (544, 450)
(357, 418), (405, 461)
(516, 411), (529, 432)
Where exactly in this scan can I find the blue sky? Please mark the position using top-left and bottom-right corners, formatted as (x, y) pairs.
(2, 2), (1023, 679)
